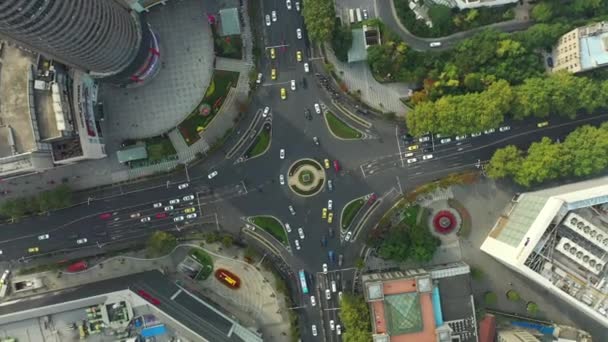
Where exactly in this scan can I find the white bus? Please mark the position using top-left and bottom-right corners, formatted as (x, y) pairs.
(349, 9), (355, 24)
(356, 8), (362, 22)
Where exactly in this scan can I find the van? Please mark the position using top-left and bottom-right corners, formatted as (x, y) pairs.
(429, 42), (442, 48)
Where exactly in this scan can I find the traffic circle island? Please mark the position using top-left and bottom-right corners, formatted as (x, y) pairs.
(287, 159), (326, 197)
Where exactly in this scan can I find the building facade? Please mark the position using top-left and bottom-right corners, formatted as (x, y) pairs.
(553, 21), (608, 74)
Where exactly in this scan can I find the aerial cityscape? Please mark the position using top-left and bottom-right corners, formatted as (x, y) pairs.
(0, 0), (607, 341)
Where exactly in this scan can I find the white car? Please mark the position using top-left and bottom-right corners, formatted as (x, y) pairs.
(288, 205), (296, 215)
(328, 200), (333, 211)
(140, 217), (151, 223)
(183, 195), (195, 201)
(295, 1), (300, 11)
(499, 126), (511, 132)
(285, 223), (292, 233)
(208, 171), (218, 179)
(271, 10), (277, 22)
(174, 216), (185, 222)
(279, 174), (285, 185)
(326, 289), (331, 300)
(169, 199), (180, 205)
(280, 148), (285, 159)
(311, 296), (316, 306)
(303, 62), (309, 73)
(294, 239), (301, 250)
(403, 152), (414, 158)
(311, 325), (317, 336)
(484, 128), (495, 134)
(344, 231), (352, 241)
(186, 213), (197, 219)
(322, 263), (328, 274)
(314, 103), (321, 114)
(164, 206), (174, 211)
(329, 320), (335, 331)
(290, 79), (296, 91)
(178, 183), (189, 190)
(286, 0), (292, 9)
(338, 291), (343, 301)
(298, 227), (305, 239)
(331, 280), (337, 292)
(423, 154), (433, 160)
(440, 138), (451, 144)
(38, 234), (50, 240)
(76, 238), (87, 245)
(429, 42), (442, 48)
(296, 28), (302, 39)
(153, 202), (162, 208)
(265, 14), (271, 26)
(471, 132), (482, 137)
(263, 106), (270, 117)
(455, 135), (467, 141)
(407, 158), (417, 164)
(130, 212), (141, 218)
(336, 324), (342, 335)
(418, 136), (430, 142)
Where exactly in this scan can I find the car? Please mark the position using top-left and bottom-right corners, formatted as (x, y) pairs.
(280, 87), (286, 100)
(429, 42), (442, 47)
(155, 212), (168, 219)
(322, 208), (328, 219)
(178, 183), (189, 190)
(345, 231), (352, 241)
(311, 325), (317, 336)
(331, 280), (337, 292)
(327, 179), (333, 191)
(313, 136), (319, 145)
(338, 253), (344, 267)
(290, 79), (296, 91)
(310, 296), (316, 307)
(285, 223), (292, 233)
(295, 1), (301, 11)
(296, 28), (302, 39)
(183, 195), (195, 201)
(337, 324), (342, 335)
(368, 193), (378, 204)
(28, 247), (39, 253)
(484, 128), (495, 134)
(270, 48), (276, 59)
(164, 206), (174, 211)
(305, 108), (312, 120)
(298, 227), (305, 239)
(327, 212), (334, 224)
(440, 138), (452, 144)
(288, 205), (296, 215)
(418, 136), (430, 143)
(499, 126), (511, 132)
(294, 239), (301, 250)
(338, 291), (343, 301)
(279, 174), (285, 185)
(208, 170), (218, 179)
(423, 154), (434, 160)
(328, 200), (333, 210)
(296, 50), (302, 62)
(76, 238), (87, 245)
(435, 133), (444, 139)
(455, 135), (467, 141)
(329, 319), (335, 331)
(271, 68), (277, 80)
(173, 216), (185, 222)
(303, 62), (309, 73)
(324, 159), (330, 169)
(153, 202), (162, 208)
(314, 103), (321, 114)
(407, 158), (417, 164)
(38, 234), (50, 240)
(137, 289), (161, 305)
(130, 212), (141, 218)
(184, 207), (196, 214)
(363, 8), (368, 19)
(186, 213), (197, 219)
(286, 0), (292, 9)
(140, 217), (151, 223)
(271, 10), (277, 21)
(321, 235), (328, 246)
(99, 213), (112, 220)
(169, 198), (180, 205)
(547, 56), (554, 68)
(333, 160), (340, 172)
(265, 14), (271, 26)
(407, 144), (419, 151)
(471, 132), (482, 137)
(280, 148), (285, 159)
(263, 106), (270, 117)
(537, 121), (549, 128)
(326, 289), (331, 300)
(403, 152), (414, 158)
(322, 263), (328, 274)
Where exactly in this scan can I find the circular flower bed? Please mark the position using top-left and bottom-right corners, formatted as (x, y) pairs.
(432, 210), (457, 234)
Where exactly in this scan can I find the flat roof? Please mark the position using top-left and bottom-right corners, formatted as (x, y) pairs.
(348, 29), (368, 63)
(219, 8), (241, 36)
(580, 33), (608, 70)
(436, 274), (473, 322)
(117, 144), (148, 163)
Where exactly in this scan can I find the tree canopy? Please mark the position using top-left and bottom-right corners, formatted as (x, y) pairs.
(339, 294), (372, 342)
(0, 184), (72, 220)
(302, 0), (335, 42)
(147, 231), (178, 257)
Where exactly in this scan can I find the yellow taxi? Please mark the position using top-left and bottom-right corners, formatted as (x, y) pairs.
(327, 212), (334, 224)
(271, 68), (277, 80)
(280, 88), (287, 100)
(407, 144), (419, 151)
(324, 159), (330, 169)
(270, 48), (276, 59)
(322, 208), (328, 219)
(296, 50), (302, 62)
(537, 121), (549, 128)
(28, 247), (39, 253)
(184, 207), (196, 214)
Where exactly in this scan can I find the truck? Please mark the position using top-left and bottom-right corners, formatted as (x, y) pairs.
(66, 261), (88, 273)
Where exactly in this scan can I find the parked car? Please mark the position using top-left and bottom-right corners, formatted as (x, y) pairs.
(326, 289), (331, 300)
(455, 135), (467, 141)
(407, 144), (419, 151)
(271, 10), (277, 21)
(155, 212), (168, 219)
(418, 136), (430, 143)
(184, 207), (196, 214)
(537, 121), (549, 128)
(429, 42), (442, 47)
(484, 128), (495, 134)
(294, 239), (301, 250)
(265, 14), (271, 26)
(407, 158), (417, 164)
(471, 132), (482, 137)
(499, 126), (511, 132)
(285, 223), (292, 233)
(440, 138), (452, 144)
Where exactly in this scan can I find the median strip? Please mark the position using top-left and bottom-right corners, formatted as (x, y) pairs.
(341, 197), (365, 231)
(324, 111), (363, 140)
(249, 215), (288, 245)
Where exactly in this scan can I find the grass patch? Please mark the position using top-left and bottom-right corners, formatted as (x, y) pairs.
(248, 129), (270, 157)
(342, 199), (365, 229)
(178, 70), (240, 145)
(212, 25), (243, 59)
(189, 248), (214, 280)
(144, 135), (177, 162)
(325, 111), (362, 139)
(400, 205), (420, 227)
(251, 216), (287, 244)
(298, 170), (315, 185)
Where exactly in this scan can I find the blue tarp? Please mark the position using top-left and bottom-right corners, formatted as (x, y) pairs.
(432, 287), (444, 326)
(141, 324), (167, 338)
(511, 321), (554, 335)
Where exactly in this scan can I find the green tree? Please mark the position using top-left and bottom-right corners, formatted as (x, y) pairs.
(506, 289), (520, 301)
(331, 25), (353, 62)
(484, 292), (497, 305)
(487, 145), (523, 179)
(527, 301), (539, 314)
(531, 3), (554, 22)
(377, 225), (411, 261)
(221, 234), (234, 248)
(563, 124), (608, 176)
(515, 137), (566, 187)
(339, 294), (372, 342)
(147, 231), (177, 257)
(367, 44), (394, 79)
(355, 257), (365, 270)
(408, 223), (441, 263)
(50, 184), (72, 208)
(302, 0), (335, 42)
(0, 199), (28, 220)
(516, 23), (571, 50)
(428, 5), (454, 34)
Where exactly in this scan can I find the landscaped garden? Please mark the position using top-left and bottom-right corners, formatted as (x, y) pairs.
(189, 248), (214, 280)
(341, 198), (364, 229)
(248, 128), (271, 158)
(325, 111), (363, 139)
(145, 135), (177, 162)
(298, 170), (315, 185)
(287, 159), (326, 197)
(251, 216), (288, 244)
(178, 70), (240, 145)
(211, 25), (243, 59)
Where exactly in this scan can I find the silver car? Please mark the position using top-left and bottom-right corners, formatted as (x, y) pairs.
(298, 227), (305, 239)
(38, 234), (50, 240)
(76, 238), (88, 245)
(173, 216), (185, 222)
(186, 213), (197, 219)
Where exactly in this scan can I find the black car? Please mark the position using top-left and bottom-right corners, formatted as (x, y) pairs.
(305, 109), (312, 120)
(546, 56), (554, 68)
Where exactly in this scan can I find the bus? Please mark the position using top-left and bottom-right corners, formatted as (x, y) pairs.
(356, 8), (362, 22)
(349, 9), (355, 24)
(299, 270), (308, 294)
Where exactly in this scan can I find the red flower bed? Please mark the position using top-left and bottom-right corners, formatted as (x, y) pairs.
(433, 210), (457, 234)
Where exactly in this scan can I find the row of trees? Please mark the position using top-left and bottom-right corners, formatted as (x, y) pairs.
(487, 123), (608, 187)
(302, 0), (335, 42)
(0, 184), (72, 220)
(406, 72), (607, 136)
(531, 0), (608, 23)
(339, 294), (371, 342)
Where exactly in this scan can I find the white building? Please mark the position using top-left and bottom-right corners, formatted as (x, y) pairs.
(430, 0), (518, 9)
(481, 177), (608, 328)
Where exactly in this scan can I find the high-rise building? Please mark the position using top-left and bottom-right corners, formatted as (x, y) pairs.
(0, 0), (160, 87)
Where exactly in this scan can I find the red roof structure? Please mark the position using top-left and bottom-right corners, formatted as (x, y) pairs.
(478, 314), (496, 342)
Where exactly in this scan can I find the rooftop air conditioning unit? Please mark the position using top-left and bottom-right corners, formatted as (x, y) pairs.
(576, 251), (584, 259)
(571, 217), (578, 225)
(564, 243), (571, 250)
(591, 230), (597, 237)
(590, 259), (597, 267)
(577, 222), (585, 229)
(596, 264), (603, 272)
(584, 226), (591, 234)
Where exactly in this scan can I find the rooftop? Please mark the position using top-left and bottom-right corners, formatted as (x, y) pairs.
(219, 8), (241, 36)
(579, 23), (608, 71)
(348, 29), (367, 63)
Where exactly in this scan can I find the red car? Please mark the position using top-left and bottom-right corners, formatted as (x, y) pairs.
(368, 193), (378, 204)
(155, 212), (167, 219)
(333, 160), (340, 172)
(137, 290), (161, 305)
(99, 213), (112, 220)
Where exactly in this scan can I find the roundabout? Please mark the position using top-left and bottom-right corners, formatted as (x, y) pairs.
(287, 159), (326, 197)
